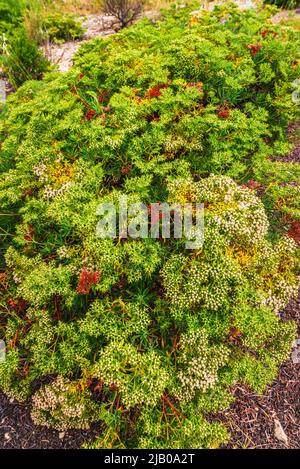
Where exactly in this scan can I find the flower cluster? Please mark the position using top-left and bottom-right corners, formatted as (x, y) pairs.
(43, 181), (72, 200)
(76, 269), (100, 295)
(31, 376), (100, 431)
(174, 329), (230, 402)
(33, 162), (48, 182)
(162, 253), (242, 313)
(93, 342), (169, 408)
(168, 175), (269, 245)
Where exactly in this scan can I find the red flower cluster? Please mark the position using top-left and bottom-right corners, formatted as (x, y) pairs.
(218, 109), (230, 119)
(76, 270), (100, 295)
(147, 84), (168, 98)
(244, 179), (261, 191)
(84, 109), (96, 122)
(7, 298), (18, 308)
(260, 30), (277, 39)
(7, 298), (28, 312)
(287, 219), (300, 245)
(0, 273), (7, 287)
(247, 43), (262, 56)
(187, 81), (203, 92)
(121, 164), (132, 175)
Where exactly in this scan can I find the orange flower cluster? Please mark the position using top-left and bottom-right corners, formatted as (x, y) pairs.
(247, 43), (262, 56)
(218, 109), (230, 119)
(84, 108), (96, 122)
(287, 219), (300, 245)
(76, 270), (100, 295)
(147, 84), (168, 98)
(260, 29), (277, 39)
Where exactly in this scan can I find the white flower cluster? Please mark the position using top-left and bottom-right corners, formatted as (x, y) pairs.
(43, 181), (72, 200)
(261, 280), (299, 314)
(168, 175), (269, 245)
(57, 246), (70, 259)
(175, 329), (230, 402)
(211, 207), (268, 245)
(13, 274), (21, 284)
(162, 254), (242, 312)
(258, 236), (299, 313)
(93, 342), (169, 408)
(33, 162), (48, 183)
(31, 376), (98, 431)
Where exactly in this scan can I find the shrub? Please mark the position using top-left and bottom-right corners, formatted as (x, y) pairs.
(0, 3), (299, 448)
(0, 28), (51, 88)
(42, 13), (84, 44)
(0, 0), (24, 35)
(101, 0), (146, 28)
(31, 376), (101, 430)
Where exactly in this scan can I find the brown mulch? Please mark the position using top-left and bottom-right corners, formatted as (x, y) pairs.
(218, 293), (300, 449)
(281, 120), (300, 164)
(284, 120), (300, 164)
(220, 363), (300, 449)
(0, 390), (102, 449)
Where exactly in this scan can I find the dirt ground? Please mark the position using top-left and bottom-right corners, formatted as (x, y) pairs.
(220, 294), (300, 449)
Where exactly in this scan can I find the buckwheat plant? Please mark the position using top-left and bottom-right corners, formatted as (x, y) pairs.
(31, 376), (101, 430)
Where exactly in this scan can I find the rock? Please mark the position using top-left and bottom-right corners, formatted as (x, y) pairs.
(43, 41), (82, 73)
(144, 11), (162, 21)
(274, 418), (288, 445)
(43, 14), (118, 72)
(4, 432), (11, 441)
(82, 14), (117, 40)
(59, 431), (65, 439)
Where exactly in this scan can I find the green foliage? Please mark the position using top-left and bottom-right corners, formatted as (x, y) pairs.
(0, 0), (24, 35)
(0, 2), (299, 449)
(264, 0), (300, 9)
(42, 13), (84, 44)
(0, 28), (51, 88)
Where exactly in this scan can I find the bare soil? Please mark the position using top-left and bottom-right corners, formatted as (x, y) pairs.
(219, 294), (300, 449)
